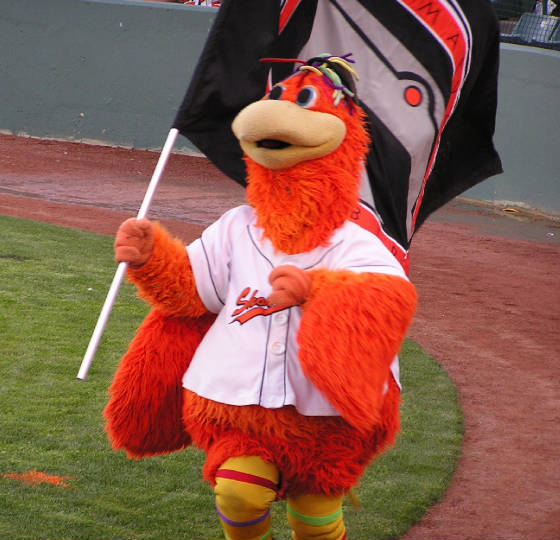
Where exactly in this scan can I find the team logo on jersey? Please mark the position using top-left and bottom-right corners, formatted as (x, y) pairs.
(231, 287), (285, 325)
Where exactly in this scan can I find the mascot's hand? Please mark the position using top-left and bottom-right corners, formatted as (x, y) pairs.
(114, 218), (155, 268)
(268, 265), (311, 307)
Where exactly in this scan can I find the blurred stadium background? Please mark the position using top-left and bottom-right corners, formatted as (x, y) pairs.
(495, 0), (560, 48)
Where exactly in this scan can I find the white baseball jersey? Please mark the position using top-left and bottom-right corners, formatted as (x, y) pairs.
(182, 205), (408, 417)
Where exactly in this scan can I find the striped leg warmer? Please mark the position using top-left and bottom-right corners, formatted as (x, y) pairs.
(214, 456), (279, 540)
(287, 493), (346, 540)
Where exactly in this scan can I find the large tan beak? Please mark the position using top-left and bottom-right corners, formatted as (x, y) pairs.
(231, 100), (346, 170)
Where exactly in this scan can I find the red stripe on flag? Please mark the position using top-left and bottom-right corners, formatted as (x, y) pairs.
(279, 0), (303, 33)
(397, 0), (470, 231)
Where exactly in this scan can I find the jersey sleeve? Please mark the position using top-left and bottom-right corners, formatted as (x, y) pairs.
(186, 206), (247, 313)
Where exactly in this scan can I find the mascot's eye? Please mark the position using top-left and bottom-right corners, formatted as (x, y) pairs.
(296, 86), (317, 108)
(268, 85), (284, 100)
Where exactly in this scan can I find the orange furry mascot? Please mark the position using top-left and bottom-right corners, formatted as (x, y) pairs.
(105, 55), (417, 540)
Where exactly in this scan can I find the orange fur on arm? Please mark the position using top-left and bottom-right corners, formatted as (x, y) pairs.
(125, 222), (208, 318)
(297, 269), (417, 432)
(104, 308), (215, 458)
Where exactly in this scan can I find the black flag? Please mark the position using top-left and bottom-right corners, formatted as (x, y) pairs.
(173, 0), (502, 270)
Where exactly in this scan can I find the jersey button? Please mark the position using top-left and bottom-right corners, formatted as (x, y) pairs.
(270, 341), (286, 355)
(274, 311), (288, 325)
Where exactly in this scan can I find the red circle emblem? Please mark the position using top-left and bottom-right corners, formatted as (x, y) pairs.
(404, 85), (423, 107)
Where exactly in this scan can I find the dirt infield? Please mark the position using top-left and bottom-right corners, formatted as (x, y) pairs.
(1, 134), (559, 539)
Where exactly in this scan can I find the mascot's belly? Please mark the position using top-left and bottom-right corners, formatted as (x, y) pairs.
(182, 383), (401, 497)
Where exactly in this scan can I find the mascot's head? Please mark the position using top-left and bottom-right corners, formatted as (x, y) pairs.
(232, 54), (370, 254)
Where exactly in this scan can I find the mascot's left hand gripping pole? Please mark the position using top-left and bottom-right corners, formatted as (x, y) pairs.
(76, 128), (179, 380)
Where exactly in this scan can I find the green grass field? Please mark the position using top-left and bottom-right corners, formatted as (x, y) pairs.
(0, 214), (463, 539)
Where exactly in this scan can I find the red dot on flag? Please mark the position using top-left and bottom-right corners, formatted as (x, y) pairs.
(404, 86), (422, 107)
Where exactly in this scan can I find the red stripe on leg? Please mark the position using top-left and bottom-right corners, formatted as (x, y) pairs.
(215, 469), (278, 492)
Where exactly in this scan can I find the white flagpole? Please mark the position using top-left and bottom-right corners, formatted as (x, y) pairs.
(77, 128), (180, 380)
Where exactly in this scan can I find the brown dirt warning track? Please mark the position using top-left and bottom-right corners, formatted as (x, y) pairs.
(1, 134), (559, 540)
